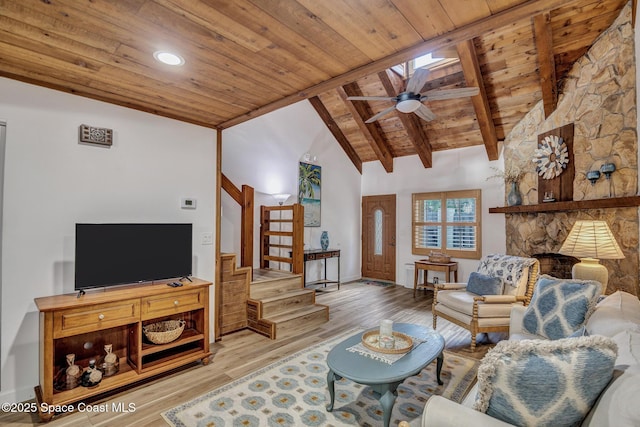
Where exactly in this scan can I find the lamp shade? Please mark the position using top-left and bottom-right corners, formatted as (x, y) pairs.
(272, 193), (291, 205)
(559, 220), (624, 259)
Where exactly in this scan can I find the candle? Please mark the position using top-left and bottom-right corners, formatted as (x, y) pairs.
(379, 335), (395, 349)
(380, 319), (393, 337)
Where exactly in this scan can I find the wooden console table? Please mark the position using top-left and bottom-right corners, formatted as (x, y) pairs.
(34, 279), (212, 421)
(414, 260), (458, 298)
(303, 249), (341, 290)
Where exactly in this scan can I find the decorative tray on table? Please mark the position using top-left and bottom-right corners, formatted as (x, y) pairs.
(361, 331), (413, 354)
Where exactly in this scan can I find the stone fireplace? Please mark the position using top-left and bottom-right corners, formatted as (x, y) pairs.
(531, 253), (579, 279)
(500, 3), (639, 296)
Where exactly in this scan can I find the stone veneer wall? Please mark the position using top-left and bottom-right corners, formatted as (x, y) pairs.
(502, 1), (638, 295)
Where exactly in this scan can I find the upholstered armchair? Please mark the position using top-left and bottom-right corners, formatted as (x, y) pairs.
(432, 254), (540, 351)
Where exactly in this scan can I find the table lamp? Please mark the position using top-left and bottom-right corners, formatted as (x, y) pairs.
(558, 220), (624, 287)
(272, 193), (291, 206)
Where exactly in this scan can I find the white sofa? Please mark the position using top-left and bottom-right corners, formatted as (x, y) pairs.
(416, 290), (640, 427)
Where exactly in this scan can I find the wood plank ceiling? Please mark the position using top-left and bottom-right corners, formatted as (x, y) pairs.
(0, 0), (630, 172)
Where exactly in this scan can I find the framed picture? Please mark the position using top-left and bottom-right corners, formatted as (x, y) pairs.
(298, 162), (321, 226)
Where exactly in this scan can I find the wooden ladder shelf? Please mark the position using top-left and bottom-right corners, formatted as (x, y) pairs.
(260, 204), (304, 274)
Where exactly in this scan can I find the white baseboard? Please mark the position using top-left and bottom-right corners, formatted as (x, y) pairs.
(0, 386), (35, 404)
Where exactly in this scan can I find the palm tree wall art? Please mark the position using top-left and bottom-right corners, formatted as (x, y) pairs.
(298, 162), (321, 226)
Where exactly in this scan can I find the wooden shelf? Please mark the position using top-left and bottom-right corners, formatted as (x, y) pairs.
(416, 282), (436, 291)
(141, 328), (204, 356)
(305, 279), (339, 287)
(488, 196), (640, 214)
(35, 279), (212, 421)
(52, 357), (135, 403)
(140, 346), (205, 372)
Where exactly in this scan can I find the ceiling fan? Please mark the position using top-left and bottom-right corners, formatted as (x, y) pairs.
(347, 68), (479, 123)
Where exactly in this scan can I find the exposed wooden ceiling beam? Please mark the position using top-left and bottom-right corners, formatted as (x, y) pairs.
(378, 70), (432, 168)
(308, 96), (362, 174)
(533, 13), (558, 118)
(422, 70), (466, 92)
(457, 39), (499, 160)
(219, 0), (580, 129)
(338, 84), (394, 173)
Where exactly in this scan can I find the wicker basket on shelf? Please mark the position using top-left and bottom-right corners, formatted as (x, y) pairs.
(143, 319), (186, 344)
(428, 252), (451, 263)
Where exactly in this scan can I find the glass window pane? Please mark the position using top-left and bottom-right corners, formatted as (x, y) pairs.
(446, 226), (476, 250)
(413, 190), (480, 258)
(426, 200), (441, 222)
(374, 209), (383, 255)
(414, 225), (441, 249)
(446, 198), (476, 222)
(415, 199), (441, 222)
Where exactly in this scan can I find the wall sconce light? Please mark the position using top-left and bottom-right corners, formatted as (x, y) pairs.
(586, 170), (601, 185)
(600, 163), (616, 180)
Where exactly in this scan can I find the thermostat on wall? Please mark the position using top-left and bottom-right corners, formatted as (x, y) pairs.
(181, 198), (197, 209)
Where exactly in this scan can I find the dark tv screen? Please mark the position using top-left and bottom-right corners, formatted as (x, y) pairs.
(75, 223), (192, 290)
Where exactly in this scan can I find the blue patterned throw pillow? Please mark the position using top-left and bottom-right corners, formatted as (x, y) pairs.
(522, 275), (602, 340)
(474, 336), (617, 427)
(466, 272), (504, 295)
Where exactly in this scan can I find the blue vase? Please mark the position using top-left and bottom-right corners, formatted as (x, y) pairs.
(320, 231), (329, 251)
(507, 182), (522, 206)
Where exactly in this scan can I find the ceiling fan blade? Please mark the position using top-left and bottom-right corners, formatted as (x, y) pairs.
(347, 96), (396, 101)
(421, 87), (479, 101)
(365, 105), (397, 123)
(405, 68), (430, 94)
(414, 104), (437, 121)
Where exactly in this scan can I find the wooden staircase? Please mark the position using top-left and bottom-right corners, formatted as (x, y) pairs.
(217, 186), (327, 340)
(247, 270), (329, 339)
(217, 253), (251, 339)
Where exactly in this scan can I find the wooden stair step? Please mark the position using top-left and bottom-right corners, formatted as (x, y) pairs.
(268, 305), (329, 339)
(267, 304), (328, 323)
(250, 276), (304, 299)
(247, 268), (328, 340)
(259, 288), (313, 304)
(260, 289), (316, 317)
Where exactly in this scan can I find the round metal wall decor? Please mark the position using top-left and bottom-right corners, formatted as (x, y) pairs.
(532, 135), (569, 179)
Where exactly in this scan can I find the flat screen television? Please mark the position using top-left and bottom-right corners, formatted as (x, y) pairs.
(75, 223), (193, 290)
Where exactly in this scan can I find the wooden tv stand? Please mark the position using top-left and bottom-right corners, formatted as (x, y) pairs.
(34, 278), (212, 421)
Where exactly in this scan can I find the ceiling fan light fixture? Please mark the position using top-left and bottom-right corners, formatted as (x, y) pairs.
(153, 51), (185, 66)
(396, 99), (421, 113)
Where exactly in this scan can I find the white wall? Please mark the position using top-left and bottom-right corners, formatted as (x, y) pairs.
(0, 77), (216, 403)
(362, 146), (507, 286)
(221, 100), (362, 283)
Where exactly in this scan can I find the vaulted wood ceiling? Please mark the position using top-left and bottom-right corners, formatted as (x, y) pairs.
(0, 0), (631, 172)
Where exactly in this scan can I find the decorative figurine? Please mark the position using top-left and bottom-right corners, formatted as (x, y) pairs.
(65, 354), (82, 389)
(81, 359), (103, 387)
(103, 344), (119, 376)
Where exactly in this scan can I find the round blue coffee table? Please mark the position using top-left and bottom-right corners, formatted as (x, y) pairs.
(326, 323), (444, 427)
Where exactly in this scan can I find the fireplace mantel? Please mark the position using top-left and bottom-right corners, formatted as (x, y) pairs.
(489, 196), (640, 214)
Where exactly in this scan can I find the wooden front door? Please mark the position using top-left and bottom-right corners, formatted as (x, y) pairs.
(362, 195), (396, 282)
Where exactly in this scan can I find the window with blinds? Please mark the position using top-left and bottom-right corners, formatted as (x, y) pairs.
(412, 189), (481, 259)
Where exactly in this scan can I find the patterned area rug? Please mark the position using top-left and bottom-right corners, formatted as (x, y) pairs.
(162, 328), (479, 427)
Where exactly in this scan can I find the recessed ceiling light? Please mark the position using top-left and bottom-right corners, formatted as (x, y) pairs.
(153, 51), (185, 66)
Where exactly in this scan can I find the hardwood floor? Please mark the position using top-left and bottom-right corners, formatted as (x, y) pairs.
(3, 282), (501, 426)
